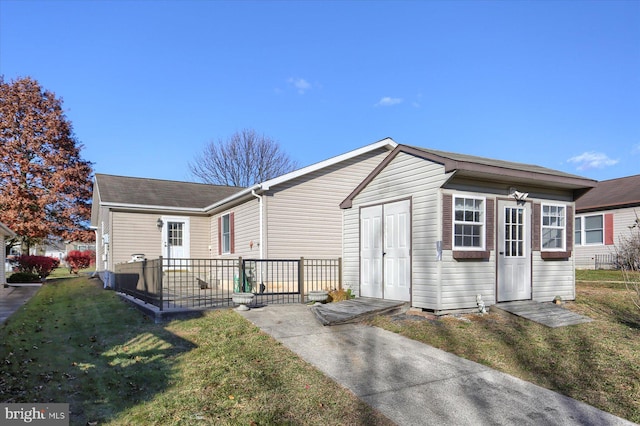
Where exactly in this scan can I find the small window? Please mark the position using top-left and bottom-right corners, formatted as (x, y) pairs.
(168, 222), (183, 247)
(221, 214), (231, 254)
(575, 214), (604, 246)
(542, 204), (565, 250)
(453, 196), (485, 249)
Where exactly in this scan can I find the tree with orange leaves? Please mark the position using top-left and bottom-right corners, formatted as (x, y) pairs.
(0, 76), (93, 251)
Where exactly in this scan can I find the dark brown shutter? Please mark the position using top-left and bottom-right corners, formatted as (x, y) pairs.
(486, 199), (494, 251)
(443, 194), (452, 250)
(532, 203), (541, 251)
(566, 206), (574, 249)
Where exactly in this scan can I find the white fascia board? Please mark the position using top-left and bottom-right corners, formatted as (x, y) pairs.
(203, 138), (397, 213)
(203, 185), (261, 212)
(261, 138), (397, 190)
(0, 222), (16, 237)
(99, 202), (205, 213)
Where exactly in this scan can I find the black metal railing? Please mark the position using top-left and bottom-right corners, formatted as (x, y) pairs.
(113, 257), (342, 310)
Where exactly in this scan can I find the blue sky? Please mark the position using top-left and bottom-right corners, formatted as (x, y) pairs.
(1, 0), (638, 183)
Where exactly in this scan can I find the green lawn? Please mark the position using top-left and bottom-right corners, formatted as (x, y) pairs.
(2, 272), (638, 424)
(0, 277), (392, 426)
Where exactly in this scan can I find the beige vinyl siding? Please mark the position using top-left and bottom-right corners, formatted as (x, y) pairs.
(111, 212), (163, 266)
(189, 216), (211, 258)
(211, 198), (261, 259)
(574, 206), (639, 269)
(266, 148), (389, 259)
(93, 205), (113, 272)
(438, 252), (496, 311)
(343, 152), (448, 309)
(532, 253), (575, 301)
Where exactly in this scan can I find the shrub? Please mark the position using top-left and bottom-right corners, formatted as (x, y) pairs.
(615, 213), (640, 311)
(7, 272), (41, 283)
(328, 288), (355, 302)
(65, 250), (94, 274)
(15, 255), (60, 279)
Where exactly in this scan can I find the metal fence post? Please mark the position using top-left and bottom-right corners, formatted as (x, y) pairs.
(338, 257), (343, 290)
(299, 257), (305, 303)
(158, 256), (163, 311)
(238, 256), (243, 292)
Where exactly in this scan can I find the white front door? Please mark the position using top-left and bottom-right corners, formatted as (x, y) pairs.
(497, 201), (531, 301)
(360, 200), (411, 301)
(360, 205), (383, 298)
(162, 216), (190, 260)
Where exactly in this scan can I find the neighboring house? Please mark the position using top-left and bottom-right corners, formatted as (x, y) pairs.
(574, 174), (640, 269)
(339, 145), (596, 314)
(91, 139), (397, 287)
(1, 222), (17, 284)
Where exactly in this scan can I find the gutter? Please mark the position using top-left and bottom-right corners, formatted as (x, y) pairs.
(251, 190), (264, 259)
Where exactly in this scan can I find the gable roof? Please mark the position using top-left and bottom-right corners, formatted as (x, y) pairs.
(201, 137), (398, 212)
(575, 174), (640, 213)
(341, 144), (597, 208)
(95, 174), (244, 211)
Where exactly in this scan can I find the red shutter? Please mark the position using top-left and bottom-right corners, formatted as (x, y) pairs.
(605, 213), (614, 245)
(442, 194), (452, 250)
(230, 212), (235, 254)
(217, 216), (222, 255)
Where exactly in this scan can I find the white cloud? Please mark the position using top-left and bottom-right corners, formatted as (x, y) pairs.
(288, 78), (311, 94)
(375, 97), (403, 107)
(567, 151), (619, 170)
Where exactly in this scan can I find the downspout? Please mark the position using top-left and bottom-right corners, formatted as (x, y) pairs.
(251, 189), (264, 259)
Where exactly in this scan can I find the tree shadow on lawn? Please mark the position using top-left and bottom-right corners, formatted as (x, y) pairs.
(0, 278), (199, 425)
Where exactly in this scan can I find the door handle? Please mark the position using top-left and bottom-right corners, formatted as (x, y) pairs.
(383, 252), (387, 256)
(499, 251), (504, 255)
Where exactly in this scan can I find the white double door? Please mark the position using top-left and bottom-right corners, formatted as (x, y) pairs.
(360, 200), (411, 301)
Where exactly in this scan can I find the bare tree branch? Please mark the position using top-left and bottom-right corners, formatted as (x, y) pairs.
(189, 129), (298, 187)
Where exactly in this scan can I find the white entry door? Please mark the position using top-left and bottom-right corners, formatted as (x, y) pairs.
(162, 216), (190, 260)
(360, 200), (411, 301)
(360, 205), (383, 298)
(497, 201), (531, 301)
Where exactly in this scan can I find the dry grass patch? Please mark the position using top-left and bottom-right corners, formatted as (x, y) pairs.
(367, 279), (640, 423)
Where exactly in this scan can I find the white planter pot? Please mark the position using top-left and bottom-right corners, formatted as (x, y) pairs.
(232, 292), (255, 311)
(308, 290), (329, 305)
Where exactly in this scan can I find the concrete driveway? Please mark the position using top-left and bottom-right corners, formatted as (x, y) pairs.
(240, 304), (635, 426)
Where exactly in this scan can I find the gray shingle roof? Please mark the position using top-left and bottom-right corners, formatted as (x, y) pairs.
(576, 174), (640, 212)
(408, 146), (590, 180)
(95, 174), (244, 209)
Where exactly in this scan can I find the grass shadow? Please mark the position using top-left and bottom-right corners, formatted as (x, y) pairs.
(0, 277), (197, 425)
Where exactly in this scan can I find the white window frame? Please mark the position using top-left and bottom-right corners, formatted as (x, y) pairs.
(452, 195), (486, 250)
(541, 203), (566, 251)
(575, 214), (604, 246)
(221, 213), (231, 255)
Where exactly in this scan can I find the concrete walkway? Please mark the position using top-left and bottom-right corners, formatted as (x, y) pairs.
(240, 304), (635, 426)
(0, 285), (41, 324)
